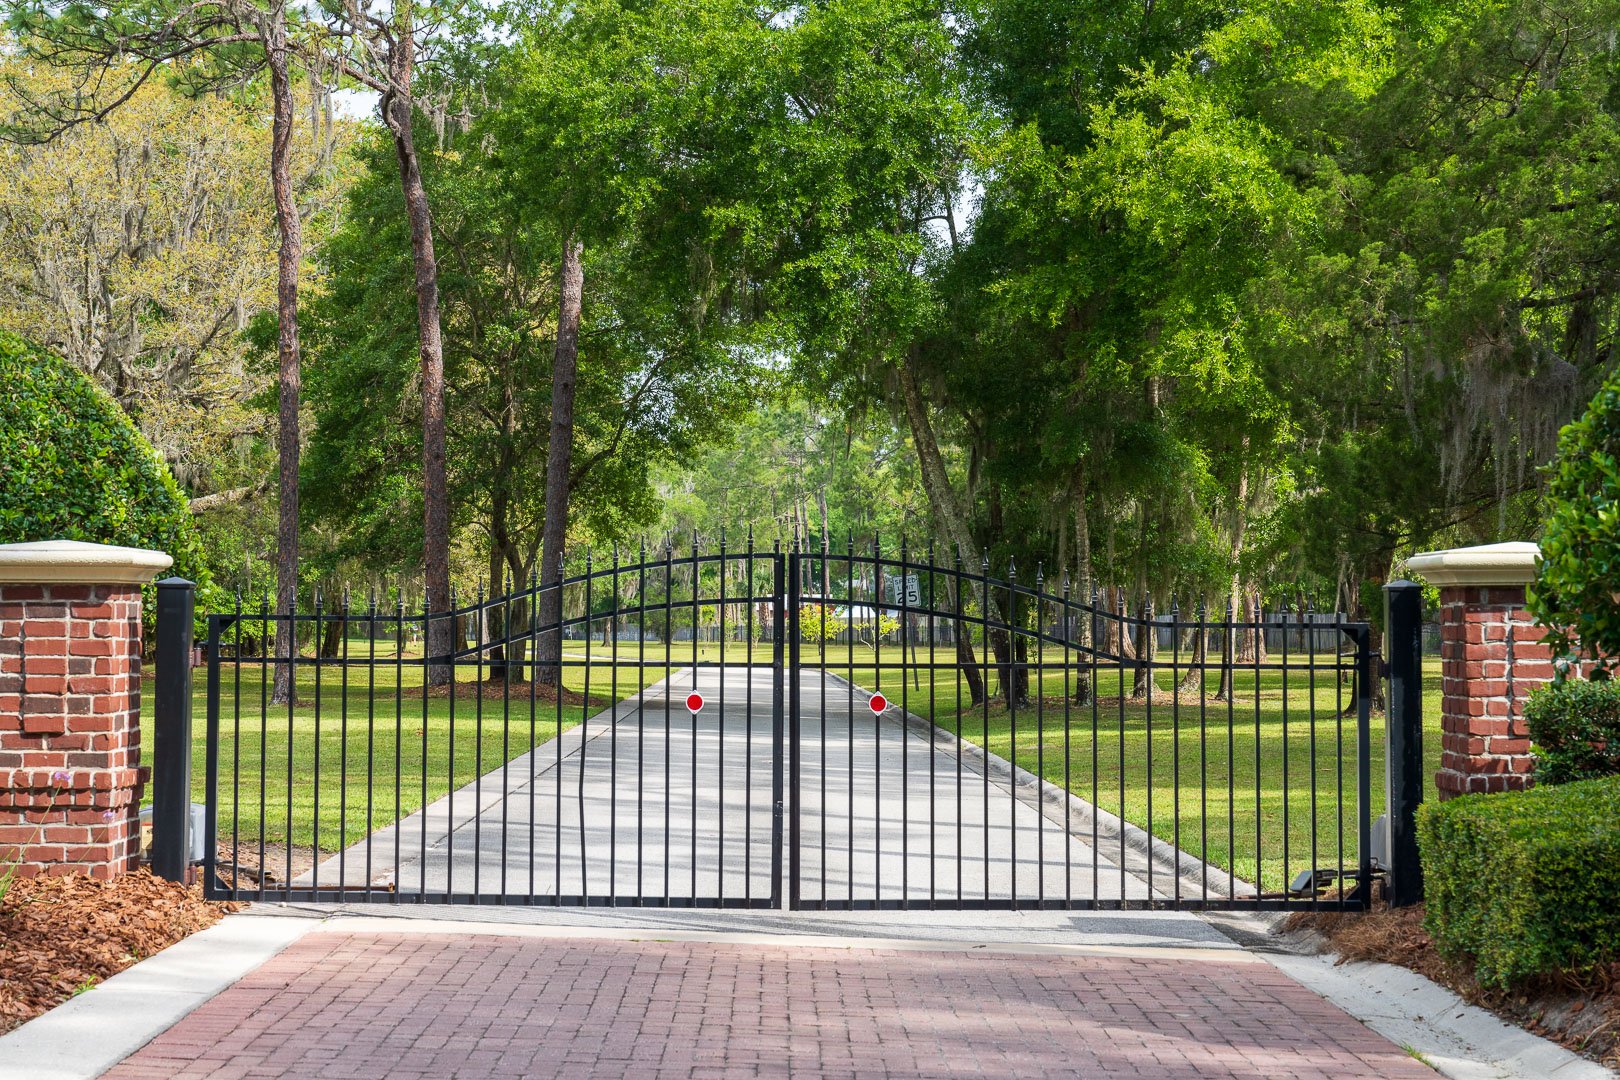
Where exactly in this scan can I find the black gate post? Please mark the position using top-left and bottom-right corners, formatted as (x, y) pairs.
(1383, 579), (1424, 907)
(152, 576), (195, 883)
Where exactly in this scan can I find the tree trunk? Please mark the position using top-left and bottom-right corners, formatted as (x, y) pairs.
(382, 20), (451, 686)
(1178, 607), (1208, 695)
(319, 614), (346, 659)
(535, 237), (584, 685)
(1072, 472), (1093, 704)
(896, 352), (987, 705)
(1130, 598), (1157, 699)
(1216, 454), (1250, 701)
(267, 26), (303, 708)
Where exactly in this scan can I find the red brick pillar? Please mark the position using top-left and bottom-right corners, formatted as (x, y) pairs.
(1406, 542), (1547, 800)
(0, 540), (173, 878)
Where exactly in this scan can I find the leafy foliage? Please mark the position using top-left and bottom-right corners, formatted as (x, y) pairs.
(0, 332), (214, 625)
(1530, 368), (1620, 669)
(1524, 680), (1620, 785)
(1418, 776), (1620, 988)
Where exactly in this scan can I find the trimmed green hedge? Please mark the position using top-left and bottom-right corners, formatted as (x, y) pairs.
(1525, 679), (1620, 785)
(0, 332), (211, 631)
(1418, 776), (1620, 988)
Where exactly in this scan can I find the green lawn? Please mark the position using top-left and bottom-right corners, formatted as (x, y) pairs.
(157, 633), (1440, 896)
(845, 643), (1441, 895)
(153, 638), (677, 856)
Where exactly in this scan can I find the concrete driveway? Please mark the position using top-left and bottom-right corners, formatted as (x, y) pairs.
(306, 665), (1151, 907)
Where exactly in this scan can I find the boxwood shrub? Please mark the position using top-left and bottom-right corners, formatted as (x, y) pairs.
(1418, 775), (1620, 988)
(1524, 679), (1620, 784)
(0, 332), (214, 638)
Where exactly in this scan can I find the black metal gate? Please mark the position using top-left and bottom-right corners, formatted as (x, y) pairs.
(202, 540), (1374, 912)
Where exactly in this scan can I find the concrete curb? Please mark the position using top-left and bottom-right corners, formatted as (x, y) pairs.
(1256, 942), (1616, 1079)
(0, 914), (314, 1080)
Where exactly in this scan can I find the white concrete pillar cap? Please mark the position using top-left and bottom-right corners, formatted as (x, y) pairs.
(1404, 541), (1540, 588)
(0, 539), (174, 585)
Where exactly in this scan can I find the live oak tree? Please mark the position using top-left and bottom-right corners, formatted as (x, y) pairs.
(493, 0), (777, 683)
(3, 0), (345, 702)
(0, 60), (351, 485)
(303, 0), (499, 683)
(301, 120), (759, 668)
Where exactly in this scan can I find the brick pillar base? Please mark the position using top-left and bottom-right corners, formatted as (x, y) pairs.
(0, 542), (172, 879)
(1408, 543), (1547, 801)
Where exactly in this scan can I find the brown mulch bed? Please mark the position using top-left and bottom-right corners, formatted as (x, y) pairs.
(0, 869), (241, 1036)
(1285, 902), (1620, 1069)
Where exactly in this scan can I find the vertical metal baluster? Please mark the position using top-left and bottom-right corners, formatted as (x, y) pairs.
(1142, 594), (1153, 905)
(788, 535), (804, 909)
(1090, 585), (1100, 906)
(366, 590), (377, 900)
(610, 546), (620, 903)
(1117, 590), (1127, 907)
(638, 542), (648, 903)
(555, 561), (567, 902)
(1355, 627), (1374, 908)
(1171, 596), (1180, 907)
(447, 586), (459, 901)
(1198, 598), (1208, 905)
(285, 596), (296, 901)
(257, 592), (269, 902)
(393, 591), (404, 902)
(718, 531), (727, 903)
(474, 582), (485, 902)
(580, 553), (592, 903)
(312, 589), (323, 899)
(744, 531), (754, 904)
(926, 545), (937, 910)
(873, 534), (883, 904)
(818, 533), (827, 906)
(420, 590), (430, 900)
(1034, 564), (1045, 907)
(1280, 601), (1290, 905)
(500, 573), (513, 904)
(1335, 613), (1346, 908)
(776, 539), (790, 910)
(1226, 598), (1236, 906)
(528, 571), (539, 902)
(663, 542), (673, 905)
(981, 551), (991, 905)
(231, 593), (241, 899)
(953, 549), (964, 905)
(1008, 557), (1019, 908)
(1253, 596), (1263, 907)
(1307, 603), (1319, 911)
(690, 533), (699, 902)
(847, 535), (856, 907)
(899, 537), (911, 906)
(339, 589), (350, 898)
(1061, 575), (1072, 908)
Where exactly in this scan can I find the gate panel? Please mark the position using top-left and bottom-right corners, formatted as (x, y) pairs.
(787, 541), (1374, 912)
(202, 545), (785, 907)
(202, 538), (1374, 913)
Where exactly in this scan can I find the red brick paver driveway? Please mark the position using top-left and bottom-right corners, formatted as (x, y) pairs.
(106, 932), (1434, 1079)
